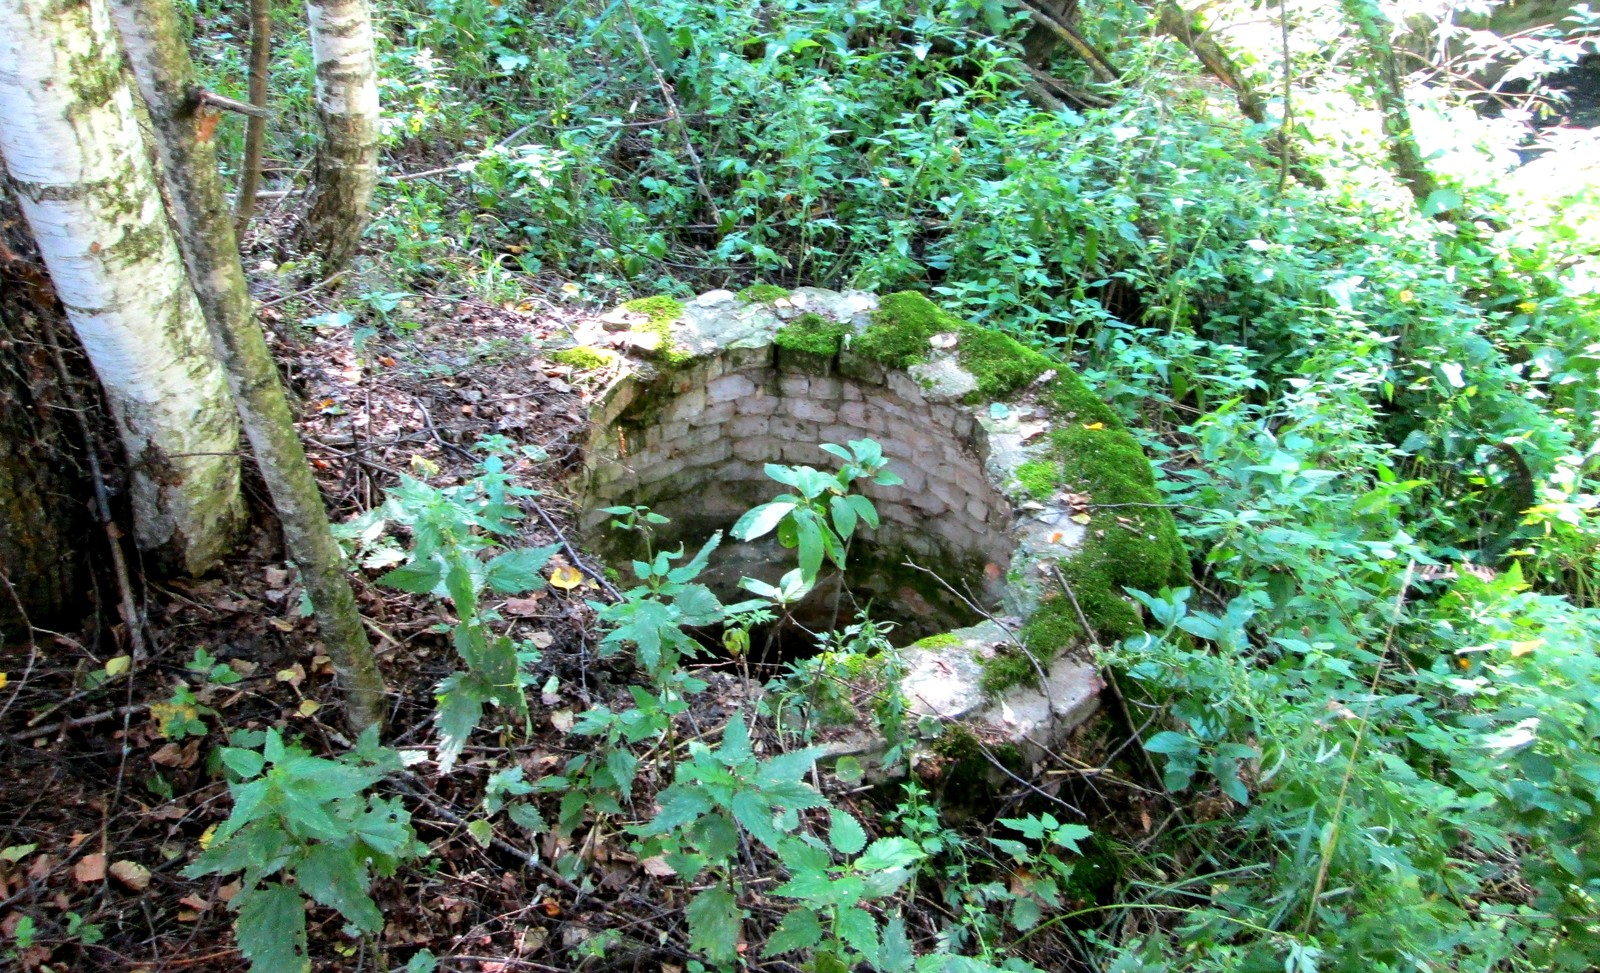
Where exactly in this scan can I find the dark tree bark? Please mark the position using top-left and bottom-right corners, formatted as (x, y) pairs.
(232, 0), (272, 236)
(0, 232), (88, 635)
(109, 0), (387, 732)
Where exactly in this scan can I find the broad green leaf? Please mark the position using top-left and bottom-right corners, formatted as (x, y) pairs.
(719, 713), (753, 767)
(732, 502), (796, 541)
(484, 544), (562, 593)
(846, 494), (879, 529)
(1009, 895), (1042, 930)
(685, 886), (741, 964)
(648, 787), (712, 832)
(828, 809), (867, 854)
(836, 905), (880, 964)
(435, 676), (486, 774)
(829, 493), (858, 538)
(376, 559), (443, 596)
(855, 837), (923, 873)
(693, 812), (740, 861)
(834, 756), (864, 784)
(765, 907), (824, 955)
(507, 803), (547, 834)
(672, 584), (723, 627)
(234, 883), (309, 973)
(297, 844), (382, 934)
(879, 916), (914, 973)
(668, 531), (723, 582)
(406, 950), (438, 973)
(774, 868), (837, 903)
(731, 790), (779, 849)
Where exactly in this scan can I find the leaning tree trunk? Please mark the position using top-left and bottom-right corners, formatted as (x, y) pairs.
(0, 0), (243, 576)
(110, 0), (387, 733)
(295, 0), (381, 274)
(233, 0), (272, 236)
(1338, 0), (1442, 210)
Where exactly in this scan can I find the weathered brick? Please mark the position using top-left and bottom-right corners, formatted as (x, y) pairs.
(707, 373), (757, 403)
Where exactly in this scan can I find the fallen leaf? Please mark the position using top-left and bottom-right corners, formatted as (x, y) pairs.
(277, 664), (306, 690)
(550, 709), (574, 732)
(529, 631), (554, 649)
(74, 853), (107, 884)
(104, 655), (132, 677)
(110, 859), (151, 891)
(178, 894), (209, 912)
(296, 700), (322, 718)
(1083, 422), (1105, 430)
(548, 565), (583, 590)
(1070, 513), (1092, 525)
(504, 596), (544, 616)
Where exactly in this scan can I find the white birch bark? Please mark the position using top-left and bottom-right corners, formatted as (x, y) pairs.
(0, 0), (242, 574)
(298, 0), (381, 272)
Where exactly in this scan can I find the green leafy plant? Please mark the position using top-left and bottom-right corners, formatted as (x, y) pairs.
(352, 448), (560, 771)
(732, 440), (901, 584)
(184, 728), (425, 973)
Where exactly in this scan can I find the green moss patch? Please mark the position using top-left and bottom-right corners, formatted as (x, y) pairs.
(552, 346), (617, 370)
(909, 632), (962, 651)
(775, 312), (850, 356)
(953, 325), (1050, 400)
(738, 283), (791, 303)
(621, 295), (688, 365)
(985, 371), (1188, 694)
(856, 292), (1049, 401)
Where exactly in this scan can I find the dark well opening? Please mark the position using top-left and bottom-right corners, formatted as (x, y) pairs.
(578, 358), (1015, 661)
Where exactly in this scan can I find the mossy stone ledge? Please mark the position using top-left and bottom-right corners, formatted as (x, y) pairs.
(565, 287), (1187, 780)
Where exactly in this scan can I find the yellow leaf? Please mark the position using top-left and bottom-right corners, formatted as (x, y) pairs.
(199, 824), (217, 851)
(0, 672), (7, 691)
(549, 565), (583, 590)
(1082, 422), (1105, 430)
(297, 700), (322, 718)
(1510, 639), (1543, 657)
(105, 655), (132, 677)
(1070, 513), (1092, 525)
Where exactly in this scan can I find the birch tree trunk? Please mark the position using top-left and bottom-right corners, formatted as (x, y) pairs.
(295, 0), (381, 274)
(110, 0), (387, 733)
(0, 0), (242, 575)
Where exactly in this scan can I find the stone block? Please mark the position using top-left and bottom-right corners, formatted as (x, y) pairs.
(842, 382), (864, 402)
(708, 373), (757, 404)
(736, 392), (778, 416)
(733, 436), (775, 462)
(779, 374), (810, 398)
(691, 401), (735, 427)
(730, 414), (772, 439)
(789, 397), (837, 424)
(885, 370), (930, 406)
(665, 388), (706, 420)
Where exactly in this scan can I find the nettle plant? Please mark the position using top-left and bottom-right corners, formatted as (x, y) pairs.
(184, 727), (425, 973)
(340, 443), (560, 772)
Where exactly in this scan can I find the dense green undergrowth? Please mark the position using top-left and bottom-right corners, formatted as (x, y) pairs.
(183, 0), (1600, 969)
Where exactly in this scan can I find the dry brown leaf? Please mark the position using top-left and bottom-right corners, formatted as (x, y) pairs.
(110, 860), (151, 891)
(504, 596), (544, 616)
(73, 853), (106, 884)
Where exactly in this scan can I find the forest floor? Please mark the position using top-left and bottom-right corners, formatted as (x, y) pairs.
(0, 250), (662, 971)
(3, 241), (1115, 972)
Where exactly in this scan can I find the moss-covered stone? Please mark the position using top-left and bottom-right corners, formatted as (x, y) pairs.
(854, 291), (957, 369)
(621, 295), (688, 365)
(552, 345), (617, 370)
(858, 292), (1049, 402)
(952, 325), (1050, 400)
(1015, 460), (1058, 500)
(909, 632), (961, 651)
(738, 283), (791, 303)
(983, 369), (1188, 694)
(774, 312), (849, 356)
